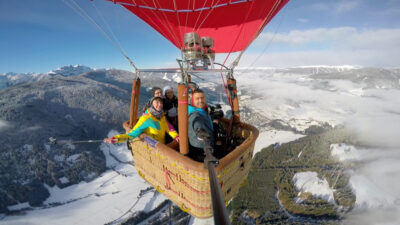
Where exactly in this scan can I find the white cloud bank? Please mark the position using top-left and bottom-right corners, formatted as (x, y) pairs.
(241, 27), (400, 68)
(330, 143), (400, 225)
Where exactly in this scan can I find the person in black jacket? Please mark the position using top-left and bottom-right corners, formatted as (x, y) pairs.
(162, 86), (178, 129)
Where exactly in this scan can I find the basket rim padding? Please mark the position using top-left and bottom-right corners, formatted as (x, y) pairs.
(123, 119), (259, 172)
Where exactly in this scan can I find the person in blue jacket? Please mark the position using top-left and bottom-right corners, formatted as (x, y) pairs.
(188, 89), (214, 161)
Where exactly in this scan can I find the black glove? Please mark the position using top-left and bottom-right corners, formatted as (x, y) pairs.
(196, 128), (211, 142)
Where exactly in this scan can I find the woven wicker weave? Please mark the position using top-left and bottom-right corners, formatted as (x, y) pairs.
(123, 120), (259, 218)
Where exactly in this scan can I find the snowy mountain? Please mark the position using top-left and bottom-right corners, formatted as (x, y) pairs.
(0, 65), (94, 90)
(0, 72), (47, 90)
(238, 65), (358, 75)
(1, 65), (400, 225)
(47, 65), (94, 76)
(310, 67), (400, 89)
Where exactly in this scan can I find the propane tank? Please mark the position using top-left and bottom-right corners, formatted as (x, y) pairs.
(201, 37), (215, 61)
(183, 32), (202, 60)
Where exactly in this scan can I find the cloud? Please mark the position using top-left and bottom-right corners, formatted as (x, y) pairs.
(297, 18), (309, 23)
(348, 115), (400, 148)
(308, 1), (359, 13)
(256, 27), (357, 46)
(309, 3), (330, 11)
(257, 27), (357, 46)
(244, 27), (400, 67)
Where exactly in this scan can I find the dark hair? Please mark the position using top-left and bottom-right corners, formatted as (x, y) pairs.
(193, 88), (204, 94)
(151, 96), (163, 104)
(152, 87), (162, 96)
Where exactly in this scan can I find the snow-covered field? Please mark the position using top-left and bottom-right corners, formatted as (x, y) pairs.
(1, 131), (167, 225)
(293, 171), (335, 204)
(254, 130), (304, 155)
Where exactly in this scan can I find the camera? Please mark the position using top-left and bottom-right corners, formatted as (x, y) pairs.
(208, 104), (224, 120)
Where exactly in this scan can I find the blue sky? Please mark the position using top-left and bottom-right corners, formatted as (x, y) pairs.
(1, 0), (399, 73)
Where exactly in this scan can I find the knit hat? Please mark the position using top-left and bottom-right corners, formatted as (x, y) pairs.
(150, 96), (164, 119)
(163, 85), (173, 96)
(150, 96), (163, 105)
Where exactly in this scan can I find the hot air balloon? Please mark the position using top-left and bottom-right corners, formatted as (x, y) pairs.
(99, 0), (289, 222)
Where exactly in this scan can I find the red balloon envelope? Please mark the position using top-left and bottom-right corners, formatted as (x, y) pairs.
(106, 0), (289, 53)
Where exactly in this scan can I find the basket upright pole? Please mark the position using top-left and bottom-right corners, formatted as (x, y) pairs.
(177, 83), (189, 155)
(129, 78), (141, 128)
(227, 77), (240, 123)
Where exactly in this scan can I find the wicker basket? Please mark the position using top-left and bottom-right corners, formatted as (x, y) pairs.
(123, 120), (259, 218)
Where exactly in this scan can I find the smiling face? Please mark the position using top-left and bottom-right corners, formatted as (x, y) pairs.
(165, 89), (174, 99)
(154, 89), (162, 97)
(152, 98), (163, 111)
(193, 92), (206, 109)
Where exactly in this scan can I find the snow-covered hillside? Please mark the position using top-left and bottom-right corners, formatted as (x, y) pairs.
(0, 72), (47, 90)
(1, 131), (168, 225)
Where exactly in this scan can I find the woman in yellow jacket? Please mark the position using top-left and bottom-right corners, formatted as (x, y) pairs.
(104, 97), (179, 144)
